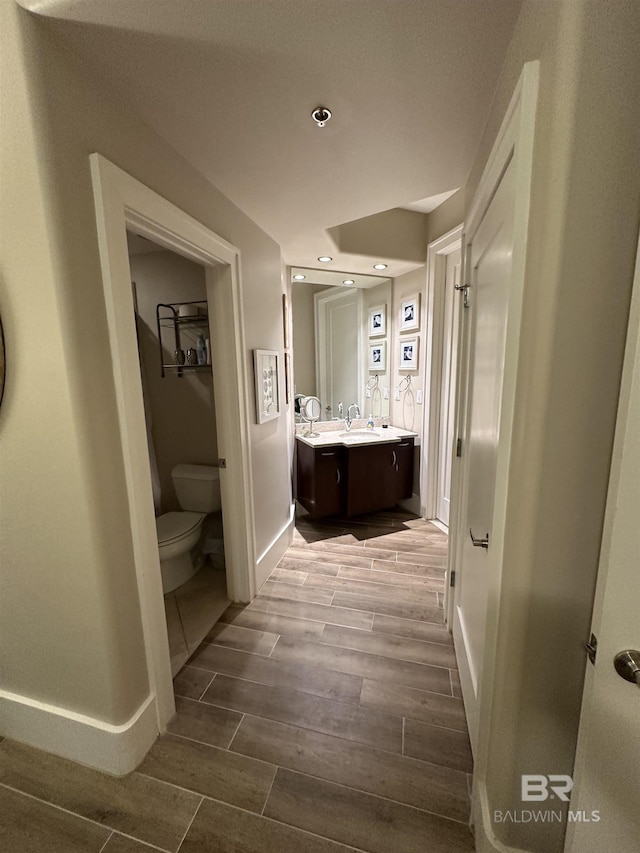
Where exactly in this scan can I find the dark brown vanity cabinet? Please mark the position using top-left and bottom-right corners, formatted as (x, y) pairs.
(296, 436), (414, 519)
(345, 438), (414, 517)
(296, 440), (345, 518)
(392, 438), (415, 504)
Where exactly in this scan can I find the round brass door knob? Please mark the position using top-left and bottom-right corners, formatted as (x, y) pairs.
(614, 650), (640, 687)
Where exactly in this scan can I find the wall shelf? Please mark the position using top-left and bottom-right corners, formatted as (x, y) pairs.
(156, 300), (212, 378)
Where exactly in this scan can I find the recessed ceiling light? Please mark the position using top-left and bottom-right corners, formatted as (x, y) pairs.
(373, 263), (387, 270)
(293, 274), (306, 280)
(318, 256), (333, 263)
(343, 279), (355, 285)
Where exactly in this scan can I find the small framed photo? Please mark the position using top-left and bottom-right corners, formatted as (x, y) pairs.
(369, 305), (386, 337)
(253, 349), (280, 423)
(369, 341), (386, 371)
(400, 293), (420, 332)
(400, 337), (419, 371)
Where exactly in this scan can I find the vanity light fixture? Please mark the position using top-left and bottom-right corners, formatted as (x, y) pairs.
(373, 263), (388, 270)
(293, 274), (306, 280)
(343, 279), (355, 285)
(318, 256), (333, 263)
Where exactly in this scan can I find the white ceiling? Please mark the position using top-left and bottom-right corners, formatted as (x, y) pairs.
(22, 0), (522, 276)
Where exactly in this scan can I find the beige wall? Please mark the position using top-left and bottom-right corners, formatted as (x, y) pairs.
(130, 249), (218, 513)
(464, 1), (640, 850)
(389, 268), (428, 499)
(361, 281), (392, 419)
(389, 268), (427, 436)
(330, 208), (430, 264)
(426, 189), (464, 247)
(0, 3), (289, 732)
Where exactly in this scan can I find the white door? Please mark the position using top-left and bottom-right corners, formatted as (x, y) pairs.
(565, 238), (640, 853)
(453, 157), (516, 751)
(316, 288), (360, 420)
(436, 247), (462, 527)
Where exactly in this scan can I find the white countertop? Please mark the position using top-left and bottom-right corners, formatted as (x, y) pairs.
(296, 425), (417, 448)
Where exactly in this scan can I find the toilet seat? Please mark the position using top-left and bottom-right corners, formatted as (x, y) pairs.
(156, 511), (205, 547)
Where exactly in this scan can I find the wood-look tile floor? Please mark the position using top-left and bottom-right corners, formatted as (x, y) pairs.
(0, 510), (475, 853)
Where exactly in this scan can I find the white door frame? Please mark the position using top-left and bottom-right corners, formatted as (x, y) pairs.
(565, 231), (640, 852)
(421, 223), (463, 525)
(90, 154), (257, 733)
(446, 62), (539, 847)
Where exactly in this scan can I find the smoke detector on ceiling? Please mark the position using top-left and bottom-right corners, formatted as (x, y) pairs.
(311, 106), (332, 127)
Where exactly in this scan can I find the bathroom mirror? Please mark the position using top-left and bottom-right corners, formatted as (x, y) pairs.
(291, 268), (391, 421)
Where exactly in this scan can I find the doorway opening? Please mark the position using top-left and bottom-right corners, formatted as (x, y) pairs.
(91, 154), (256, 737)
(128, 233), (230, 676)
(315, 286), (363, 422)
(422, 225), (464, 532)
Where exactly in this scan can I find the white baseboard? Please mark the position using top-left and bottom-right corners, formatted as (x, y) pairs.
(429, 518), (449, 534)
(473, 778), (531, 853)
(255, 504), (295, 590)
(0, 688), (159, 776)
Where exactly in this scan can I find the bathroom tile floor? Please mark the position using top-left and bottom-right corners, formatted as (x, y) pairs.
(0, 509), (474, 853)
(164, 559), (229, 676)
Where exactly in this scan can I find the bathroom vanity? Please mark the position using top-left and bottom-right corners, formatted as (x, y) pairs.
(296, 426), (416, 518)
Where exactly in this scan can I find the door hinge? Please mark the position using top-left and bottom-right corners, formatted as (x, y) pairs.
(450, 570), (456, 588)
(456, 438), (462, 457)
(218, 458), (227, 469)
(455, 283), (470, 308)
(585, 633), (598, 665)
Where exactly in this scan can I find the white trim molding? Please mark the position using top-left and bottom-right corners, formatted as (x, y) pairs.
(446, 61), (540, 850)
(90, 154), (257, 745)
(256, 502), (296, 589)
(0, 689), (158, 776)
(421, 223), (464, 524)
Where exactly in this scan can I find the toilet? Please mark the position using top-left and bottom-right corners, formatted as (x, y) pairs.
(156, 464), (221, 594)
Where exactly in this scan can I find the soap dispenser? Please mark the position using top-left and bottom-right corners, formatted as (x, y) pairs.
(367, 415), (375, 430)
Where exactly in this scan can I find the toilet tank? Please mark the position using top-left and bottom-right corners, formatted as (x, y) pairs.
(171, 464), (221, 513)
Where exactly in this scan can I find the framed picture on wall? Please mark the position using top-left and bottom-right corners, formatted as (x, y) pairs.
(400, 337), (419, 371)
(369, 341), (386, 371)
(253, 349), (280, 423)
(400, 293), (420, 331)
(369, 305), (386, 337)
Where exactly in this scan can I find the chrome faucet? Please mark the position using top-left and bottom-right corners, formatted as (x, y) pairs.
(345, 403), (360, 431)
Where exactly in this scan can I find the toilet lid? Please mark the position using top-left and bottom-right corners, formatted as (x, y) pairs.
(156, 511), (205, 546)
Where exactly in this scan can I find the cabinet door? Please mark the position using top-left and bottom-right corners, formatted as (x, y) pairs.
(296, 441), (343, 518)
(346, 443), (396, 517)
(314, 448), (344, 517)
(296, 440), (315, 513)
(393, 439), (415, 501)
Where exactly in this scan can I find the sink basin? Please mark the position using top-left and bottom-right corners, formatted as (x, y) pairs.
(338, 430), (383, 440)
